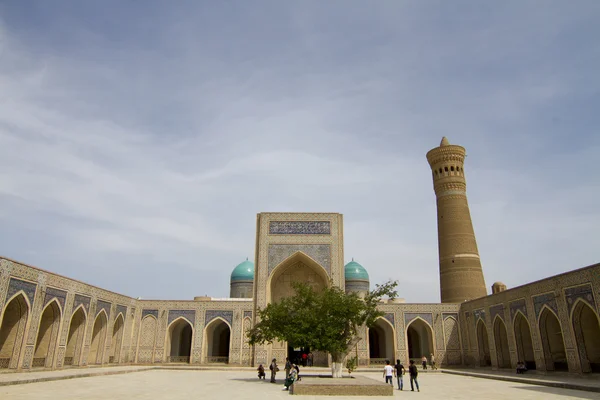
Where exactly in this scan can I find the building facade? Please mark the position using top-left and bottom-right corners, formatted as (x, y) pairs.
(0, 139), (598, 374)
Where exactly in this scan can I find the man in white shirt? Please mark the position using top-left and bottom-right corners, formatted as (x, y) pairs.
(383, 360), (394, 385)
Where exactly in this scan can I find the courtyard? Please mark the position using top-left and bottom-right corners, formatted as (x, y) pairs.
(0, 369), (598, 400)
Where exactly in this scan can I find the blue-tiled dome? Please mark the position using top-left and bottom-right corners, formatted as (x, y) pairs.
(230, 259), (254, 282)
(345, 260), (369, 281)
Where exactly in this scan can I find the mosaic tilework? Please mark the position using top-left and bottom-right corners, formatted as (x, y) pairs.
(442, 312), (459, 321)
(73, 294), (91, 314)
(44, 287), (67, 310)
(204, 310), (233, 326)
(404, 312), (433, 326)
(472, 309), (485, 326)
(142, 309), (159, 319)
(243, 311), (252, 319)
(268, 244), (331, 275)
(269, 221), (331, 235)
(565, 284), (595, 314)
(383, 313), (395, 326)
(6, 278), (37, 305)
(489, 304), (505, 322)
(96, 300), (111, 317)
(509, 299), (527, 320)
(116, 305), (128, 319)
(533, 292), (558, 319)
(168, 310), (195, 325)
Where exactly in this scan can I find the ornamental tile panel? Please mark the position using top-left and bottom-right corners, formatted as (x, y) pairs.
(404, 312), (433, 327)
(268, 244), (331, 275)
(142, 309), (159, 319)
(116, 305), (128, 319)
(73, 294), (91, 314)
(96, 300), (111, 317)
(383, 313), (395, 326)
(204, 310), (233, 326)
(243, 311), (252, 319)
(168, 310), (195, 325)
(489, 304), (505, 322)
(6, 277), (37, 305)
(443, 312), (459, 321)
(269, 221), (331, 235)
(533, 293), (558, 319)
(509, 299), (527, 320)
(44, 287), (67, 310)
(473, 309), (485, 326)
(565, 284), (595, 314)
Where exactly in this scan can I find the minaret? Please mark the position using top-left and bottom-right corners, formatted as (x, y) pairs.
(426, 137), (487, 303)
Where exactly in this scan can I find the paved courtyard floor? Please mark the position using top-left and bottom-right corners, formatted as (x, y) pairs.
(1, 369), (598, 399)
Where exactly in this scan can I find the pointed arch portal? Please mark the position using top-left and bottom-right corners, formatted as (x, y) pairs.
(514, 312), (536, 370)
(368, 318), (395, 365)
(168, 318), (192, 363)
(407, 318), (434, 363)
(539, 307), (568, 371)
(572, 301), (600, 373)
(89, 311), (108, 365)
(493, 317), (510, 369)
(33, 300), (62, 368)
(64, 307), (87, 366)
(205, 318), (230, 364)
(477, 319), (491, 367)
(109, 314), (125, 364)
(0, 294), (30, 369)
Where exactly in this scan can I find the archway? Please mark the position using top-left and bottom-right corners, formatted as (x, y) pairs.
(33, 300), (62, 368)
(406, 318), (434, 363)
(64, 306), (87, 366)
(268, 252), (329, 304)
(109, 314), (124, 364)
(539, 307), (567, 371)
(0, 294), (30, 369)
(88, 311), (108, 365)
(368, 318), (395, 366)
(205, 318), (230, 364)
(476, 319), (491, 367)
(493, 317), (510, 368)
(572, 300), (600, 373)
(167, 318), (193, 363)
(514, 312), (536, 370)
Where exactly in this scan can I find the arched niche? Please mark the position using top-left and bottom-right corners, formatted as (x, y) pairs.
(88, 310), (108, 365)
(137, 315), (157, 363)
(33, 299), (62, 368)
(204, 317), (231, 364)
(167, 318), (193, 363)
(0, 293), (30, 369)
(539, 307), (567, 371)
(368, 317), (395, 365)
(109, 314), (125, 364)
(571, 300), (600, 373)
(267, 252), (329, 304)
(406, 317), (434, 363)
(64, 306), (87, 366)
(513, 311), (535, 370)
(492, 316), (510, 369)
(476, 319), (491, 367)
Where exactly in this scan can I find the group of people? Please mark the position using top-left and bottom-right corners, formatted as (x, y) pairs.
(516, 361), (528, 374)
(420, 353), (437, 370)
(257, 357), (301, 391)
(383, 359), (421, 391)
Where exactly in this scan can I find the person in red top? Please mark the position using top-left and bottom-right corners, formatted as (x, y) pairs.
(302, 353), (308, 366)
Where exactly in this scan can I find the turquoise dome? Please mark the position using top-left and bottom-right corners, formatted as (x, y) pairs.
(231, 259), (254, 282)
(345, 260), (369, 281)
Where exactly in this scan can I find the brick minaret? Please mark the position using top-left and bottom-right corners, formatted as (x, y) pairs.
(426, 137), (487, 303)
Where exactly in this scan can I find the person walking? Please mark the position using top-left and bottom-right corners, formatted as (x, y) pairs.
(421, 355), (428, 370)
(302, 352), (308, 366)
(430, 353), (437, 370)
(308, 352), (313, 367)
(394, 359), (405, 390)
(383, 360), (394, 385)
(409, 360), (420, 392)
(269, 358), (279, 383)
(285, 357), (292, 378)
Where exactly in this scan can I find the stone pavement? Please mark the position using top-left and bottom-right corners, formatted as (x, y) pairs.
(1, 369), (599, 399)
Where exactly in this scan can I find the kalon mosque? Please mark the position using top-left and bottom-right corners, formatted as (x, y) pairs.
(1, 138), (599, 375)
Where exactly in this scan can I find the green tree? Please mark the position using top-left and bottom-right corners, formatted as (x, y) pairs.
(248, 280), (398, 377)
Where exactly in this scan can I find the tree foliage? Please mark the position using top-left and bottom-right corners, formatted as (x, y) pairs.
(248, 280), (398, 364)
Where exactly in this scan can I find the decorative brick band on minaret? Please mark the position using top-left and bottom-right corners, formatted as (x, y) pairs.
(426, 137), (487, 303)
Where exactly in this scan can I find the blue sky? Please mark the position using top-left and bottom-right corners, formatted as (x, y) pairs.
(0, 1), (598, 302)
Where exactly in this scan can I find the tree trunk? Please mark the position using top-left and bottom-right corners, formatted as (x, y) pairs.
(331, 353), (345, 378)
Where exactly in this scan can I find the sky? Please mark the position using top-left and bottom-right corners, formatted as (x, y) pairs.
(0, 1), (598, 303)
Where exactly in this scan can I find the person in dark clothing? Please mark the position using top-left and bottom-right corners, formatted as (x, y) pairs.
(409, 360), (420, 392)
(285, 357), (292, 378)
(394, 359), (405, 390)
(257, 364), (266, 380)
(269, 358), (279, 383)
